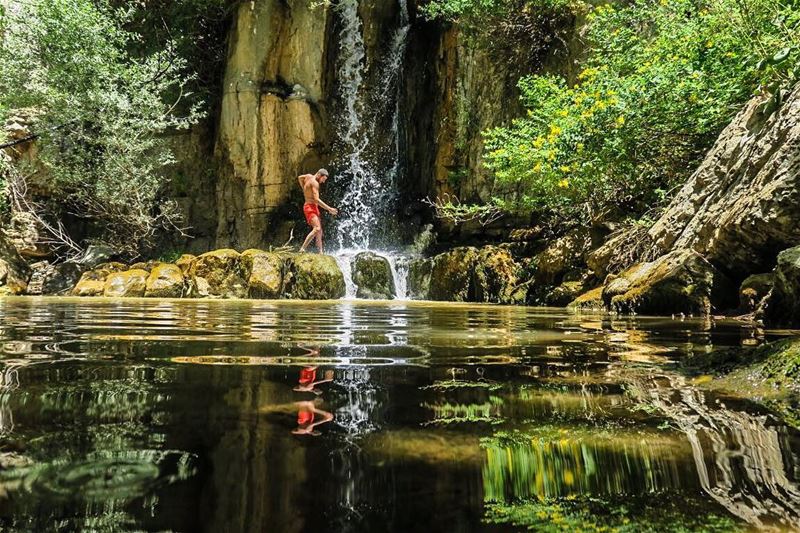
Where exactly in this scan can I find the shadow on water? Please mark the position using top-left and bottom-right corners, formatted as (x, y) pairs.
(0, 297), (798, 531)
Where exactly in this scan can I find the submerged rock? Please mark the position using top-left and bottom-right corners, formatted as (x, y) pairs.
(186, 248), (247, 298)
(241, 249), (284, 299)
(602, 250), (735, 315)
(352, 252), (395, 299)
(764, 246), (800, 326)
(284, 254), (345, 300)
(145, 264), (185, 298)
(103, 269), (148, 298)
(407, 258), (432, 300)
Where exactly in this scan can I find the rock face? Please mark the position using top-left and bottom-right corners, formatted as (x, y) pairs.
(601, 250), (735, 315)
(352, 252), (395, 299)
(284, 254), (346, 300)
(763, 246), (800, 326)
(145, 264), (185, 298)
(103, 269), (148, 298)
(241, 249), (284, 299)
(187, 249), (247, 298)
(0, 232), (31, 295)
(639, 84), (800, 276)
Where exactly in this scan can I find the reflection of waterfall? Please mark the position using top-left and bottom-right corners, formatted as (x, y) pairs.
(333, 0), (411, 250)
(628, 374), (800, 529)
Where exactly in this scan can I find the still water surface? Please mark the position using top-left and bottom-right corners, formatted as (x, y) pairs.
(0, 298), (798, 532)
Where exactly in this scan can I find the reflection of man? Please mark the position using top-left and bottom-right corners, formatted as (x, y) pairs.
(294, 366), (334, 395)
(293, 400), (334, 436)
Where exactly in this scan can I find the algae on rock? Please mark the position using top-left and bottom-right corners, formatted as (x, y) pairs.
(352, 252), (396, 300)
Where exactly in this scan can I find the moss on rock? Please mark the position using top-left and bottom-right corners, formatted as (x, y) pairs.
(429, 247), (479, 302)
(284, 254), (345, 300)
(241, 249), (285, 299)
(352, 252), (395, 299)
(407, 258), (433, 300)
(145, 264), (185, 298)
(103, 269), (149, 297)
(72, 262), (127, 297)
(187, 248), (247, 298)
(566, 287), (604, 311)
(473, 246), (523, 304)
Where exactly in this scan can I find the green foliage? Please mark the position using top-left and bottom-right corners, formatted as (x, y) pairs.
(0, 0), (204, 258)
(481, 0), (800, 222)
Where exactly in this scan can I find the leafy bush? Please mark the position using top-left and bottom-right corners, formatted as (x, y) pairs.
(0, 0), (205, 258)
(478, 0), (799, 223)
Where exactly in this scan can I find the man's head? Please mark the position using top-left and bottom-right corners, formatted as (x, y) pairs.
(315, 168), (329, 183)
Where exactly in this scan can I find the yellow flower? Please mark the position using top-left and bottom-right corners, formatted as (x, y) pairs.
(558, 109), (569, 117)
(615, 115), (626, 127)
(558, 179), (569, 188)
(549, 124), (562, 136)
(534, 163), (543, 173)
(576, 142), (584, 152)
(533, 136), (545, 148)
(559, 165), (571, 173)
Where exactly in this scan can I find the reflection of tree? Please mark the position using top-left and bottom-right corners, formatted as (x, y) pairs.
(625, 373), (800, 529)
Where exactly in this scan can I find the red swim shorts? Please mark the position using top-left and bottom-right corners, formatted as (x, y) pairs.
(303, 203), (320, 225)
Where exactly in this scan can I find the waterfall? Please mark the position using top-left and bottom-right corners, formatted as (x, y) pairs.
(333, 0), (411, 250)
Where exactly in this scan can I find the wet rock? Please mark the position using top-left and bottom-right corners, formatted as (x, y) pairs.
(0, 232), (30, 295)
(546, 281), (584, 307)
(473, 246), (522, 304)
(77, 245), (116, 269)
(407, 258), (432, 300)
(567, 287), (605, 312)
(764, 246), (800, 326)
(534, 228), (592, 285)
(284, 254), (345, 300)
(738, 273), (773, 314)
(174, 254), (196, 274)
(71, 262), (127, 297)
(602, 250), (736, 315)
(429, 247), (479, 302)
(103, 269), (148, 298)
(352, 252), (395, 300)
(37, 262), (83, 295)
(145, 264), (185, 298)
(241, 249), (284, 299)
(186, 249), (247, 299)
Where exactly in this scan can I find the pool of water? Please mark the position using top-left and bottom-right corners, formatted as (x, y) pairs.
(0, 297), (798, 532)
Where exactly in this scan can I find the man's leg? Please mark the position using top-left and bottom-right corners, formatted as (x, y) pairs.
(300, 216), (321, 252)
(315, 223), (324, 254)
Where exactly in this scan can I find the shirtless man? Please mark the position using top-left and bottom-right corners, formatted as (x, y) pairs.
(298, 169), (338, 253)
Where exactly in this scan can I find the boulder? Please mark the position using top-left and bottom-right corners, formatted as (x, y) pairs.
(546, 281), (584, 307)
(129, 260), (162, 273)
(241, 249), (284, 299)
(352, 252), (395, 299)
(284, 254), (345, 300)
(738, 273), (774, 314)
(567, 287), (605, 312)
(473, 246), (522, 304)
(103, 269), (148, 298)
(5, 212), (47, 258)
(186, 249), (247, 298)
(0, 232), (31, 296)
(764, 246), (800, 326)
(429, 247), (479, 301)
(407, 258), (432, 300)
(601, 250), (736, 315)
(77, 245), (116, 269)
(71, 262), (127, 297)
(534, 228), (592, 285)
(175, 254), (196, 274)
(27, 262), (83, 295)
(145, 264), (185, 298)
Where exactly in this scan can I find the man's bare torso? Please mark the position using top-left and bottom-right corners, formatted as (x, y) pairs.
(300, 174), (318, 204)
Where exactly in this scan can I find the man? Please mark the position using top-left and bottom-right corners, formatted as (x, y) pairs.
(298, 168), (338, 253)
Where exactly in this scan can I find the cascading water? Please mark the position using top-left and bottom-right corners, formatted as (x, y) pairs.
(330, 0), (413, 298)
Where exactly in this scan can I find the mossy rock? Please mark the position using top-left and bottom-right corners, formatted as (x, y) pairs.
(473, 246), (522, 304)
(241, 249), (284, 299)
(353, 252), (395, 299)
(602, 250), (735, 315)
(407, 258), (433, 300)
(534, 228), (592, 285)
(129, 260), (162, 273)
(284, 254), (345, 300)
(145, 264), (185, 298)
(567, 286), (605, 311)
(71, 262), (127, 297)
(0, 233), (31, 295)
(764, 246), (800, 326)
(546, 281), (585, 307)
(103, 269), (148, 298)
(187, 248), (247, 299)
(174, 254), (196, 274)
(429, 247), (479, 301)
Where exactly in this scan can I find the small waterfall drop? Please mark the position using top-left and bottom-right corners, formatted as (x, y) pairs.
(333, 0), (411, 251)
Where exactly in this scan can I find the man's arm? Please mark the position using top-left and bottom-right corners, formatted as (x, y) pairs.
(312, 184), (338, 215)
(297, 174), (310, 189)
